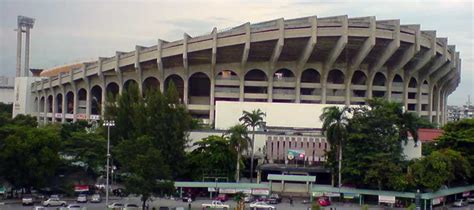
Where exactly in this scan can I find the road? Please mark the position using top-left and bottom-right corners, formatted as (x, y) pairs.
(1, 197), (473, 210)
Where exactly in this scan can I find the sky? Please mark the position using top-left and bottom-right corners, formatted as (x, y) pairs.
(0, 0), (472, 105)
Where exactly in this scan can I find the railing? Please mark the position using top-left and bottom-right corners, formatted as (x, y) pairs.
(273, 77), (296, 82)
(215, 87), (240, 93)
(216, 75), (239, 81)
(273, 89), (296, 95)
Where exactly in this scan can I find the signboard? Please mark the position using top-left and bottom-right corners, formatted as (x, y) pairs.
(39, 112), (45, 117)
(252, 188), (270, 195)
(74, 185), (89, 192)
(65, 114), (74, 119)
(219, 188), (236, 194)
(462, 191), (470, 197)
(325, 192), (341, 197)
(344, 193), (360, 199)
(76, 114), (87, 120)
(312, 192), (324, 197)
(46, 113), (53, 117)
(287, 149), (305, 160)
(90, 115), (100, 120)
(54, 113), (63, 118)
(236, 189), (252, 194)
(379, 195), (396, 204)
(207, 187), (217, 192)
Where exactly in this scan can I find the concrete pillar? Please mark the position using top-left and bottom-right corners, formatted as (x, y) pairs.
(209, 78), (215, 126)
(403, 79), (409, 110)
(428, 85), (434, 122)
(52, 91), (56, 123)
(416, 84), (422, 115)
(386, 71), (394, 101)
(295, 72), (301, 103)
(24, 27), (31, 77)
(43, 95), (47, 124)
(436, 88), (441, 125)
(183, 77), (189, 105)
(101, 82), (106, 116)
(86, 89), (91, 120)
(16, 26), (22, 77)
(344, 70), (351, 106)
(61, 90), (66, 123)
(239, 75), (244, 101)
(321, 67), (327, 104)
(73, 90), (78, 122)
(268, 75), (273, 102)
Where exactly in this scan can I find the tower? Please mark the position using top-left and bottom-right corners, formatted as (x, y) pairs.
(16, 16), (35, 77)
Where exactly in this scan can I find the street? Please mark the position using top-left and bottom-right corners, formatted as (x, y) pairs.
(1, 197), (474, 210)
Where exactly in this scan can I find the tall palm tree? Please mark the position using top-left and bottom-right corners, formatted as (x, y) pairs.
(319, 106), (350, 188)
(226, 124), (250, 182)
(239, 109), (266, 183)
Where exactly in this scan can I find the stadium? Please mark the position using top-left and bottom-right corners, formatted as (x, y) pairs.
(13, 15), (461, 171)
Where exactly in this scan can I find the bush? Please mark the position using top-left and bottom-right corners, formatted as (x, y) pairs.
(361, 204), (369, 210)
(406, 203), (416, 210)
(312, 202), (321, 210)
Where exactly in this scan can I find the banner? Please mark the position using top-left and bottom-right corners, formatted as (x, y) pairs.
(74, 185), (89, 192)
(379, 195), (396, 204)
(462, 191), (470, 197)
(287, 149), (305, 160)
(344, 193), (360, 199)
(252, 188), (270, 195)
(432, 197), (445, 205)
(219, 188), (236, 194)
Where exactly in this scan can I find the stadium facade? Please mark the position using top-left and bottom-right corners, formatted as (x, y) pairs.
(14, 15), (461, 129)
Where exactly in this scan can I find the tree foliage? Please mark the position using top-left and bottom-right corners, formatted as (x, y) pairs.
(186, 135), (237, 181)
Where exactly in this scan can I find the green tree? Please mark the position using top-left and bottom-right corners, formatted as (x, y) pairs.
(0, 125), (61, 192)
(115, 136), (172, 209)
(239, 109), (266, 183)
(435, 118), (474, 183)
(319, 106), (350, 187)
(61, 130), (106, 176)
(226, 124), (250, 182)
(187, 135), (236, 181)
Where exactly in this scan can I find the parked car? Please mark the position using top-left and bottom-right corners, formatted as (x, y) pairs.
(22, 195), (34, 206)
(467, 196), (474, 203)
(90, 193), (101, 203)
(124, 203), (140, 210)
(453, 199), (468, 207)
(76, 194), (87, 203)
(42, 198), (67, 207)
(256, 195), (269, 202)
(214, 193), (229, 202)
(244, 195), (255, 203)
(249, 201), (275, 209)
(318, 196), (331, 207)
(67, 204), (82, 210)
(267, 194), (282, 204)
(202, 200), (229, 209)
(108, 202), (124, 209)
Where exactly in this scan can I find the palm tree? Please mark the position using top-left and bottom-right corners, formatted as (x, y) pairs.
(239, 109), (266, 183)
(319, 106), (350, 188)
(226, 124), (250, 182)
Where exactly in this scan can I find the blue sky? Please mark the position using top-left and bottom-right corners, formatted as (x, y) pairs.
(0, 0), (472, 105)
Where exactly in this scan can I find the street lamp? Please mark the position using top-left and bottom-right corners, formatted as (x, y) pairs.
(103, 120), (115, 207)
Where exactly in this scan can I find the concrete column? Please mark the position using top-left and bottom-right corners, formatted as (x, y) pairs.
(61, 90), (66, 123)
(268, 75), (273, 102)
(101, 82), (106, 116)
(73, 90), (78, 122)
(436, 88), (441, 125)
(321, 67), (328, 104)
(24, 27), (31, 77)
(86, 89), (91, 120)
(16, 26), (22, 77)
(344, 69), (351, 106)
(428, 85), (434, 122)
(209, 78), (215, 126)
(43, 95), (47, 124)
(403, 79), (409, 110)
(183, 77), (189, 105)
(416, 84), (422, 115)
(51, 91), (56, 123)
(239, 75), (244, 101)
(367, 72), (374, 99)
(295, 72), (301, 103)
(386, 71), (394, 101)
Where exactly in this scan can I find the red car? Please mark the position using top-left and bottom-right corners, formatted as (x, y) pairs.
(318, 196), (331, 206)
(214, 194), (229, 202)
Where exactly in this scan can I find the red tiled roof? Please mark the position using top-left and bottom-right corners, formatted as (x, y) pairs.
(418, 128), (443, 142)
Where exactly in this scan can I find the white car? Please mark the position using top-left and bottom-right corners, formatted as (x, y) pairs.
(67, 204), (82, 210)
(453, 199), (468, 207)
(77, 194), (87, 203)
(249, 201), (275, 209)
(108, 202), (124, 209)
(90, 193), (101, 203)
(124, 203), (140, 210)
(42, 198), (67, 207)
(22, 196), (34, 205)
(201, 200), (230, 209)
(467, 196), (474, 203)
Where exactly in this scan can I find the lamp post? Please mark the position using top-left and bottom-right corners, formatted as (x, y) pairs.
(103, 120), (115, 207)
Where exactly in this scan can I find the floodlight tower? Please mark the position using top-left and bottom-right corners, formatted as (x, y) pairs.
(16, 16), (35, 77)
